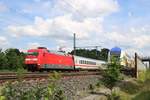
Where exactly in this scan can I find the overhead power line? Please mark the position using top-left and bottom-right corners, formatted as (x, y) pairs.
(61, 0), (87, 18)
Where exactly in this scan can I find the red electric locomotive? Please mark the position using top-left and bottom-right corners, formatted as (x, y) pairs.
(25, 47), (74, 71)
(25, 47), (106, 71)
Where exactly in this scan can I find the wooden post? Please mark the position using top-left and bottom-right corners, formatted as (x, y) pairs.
(149, 61), (150, 69)
(135, 52), (138, 78)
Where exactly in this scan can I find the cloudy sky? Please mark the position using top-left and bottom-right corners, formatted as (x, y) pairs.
(0, 0), (150, 56)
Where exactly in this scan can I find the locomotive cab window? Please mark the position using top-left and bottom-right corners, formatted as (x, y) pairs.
(27, 52), (39, 56)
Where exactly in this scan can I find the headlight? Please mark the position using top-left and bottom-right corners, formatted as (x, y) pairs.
(25, 58), (38, 61)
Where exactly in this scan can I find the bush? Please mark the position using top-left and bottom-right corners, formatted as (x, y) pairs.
(118, 81), (141, 95)
(0, 48), (25, 71)
(103, 57), (122, 90)
(132, 90), (150, 100)
(138, 70), (150, 82)
(108, 90), (120, 100)
(16, 68), (27, 82)
(88, 84), (95, 93)
(0, 72), (66, 100)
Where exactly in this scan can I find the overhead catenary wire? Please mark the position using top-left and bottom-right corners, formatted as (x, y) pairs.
(61, 0), (87, 18)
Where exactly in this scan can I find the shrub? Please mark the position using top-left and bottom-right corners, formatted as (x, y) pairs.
(16, 68), (27, 82)
(103, 57), (122, 90)
(138, 70), (150, 82)
(132, 90), (150, 100)
(0, 72), (66, 100)
(88, 84), (95, 93)
(108, 91), (120, 100)
(118, 81), (141, 95)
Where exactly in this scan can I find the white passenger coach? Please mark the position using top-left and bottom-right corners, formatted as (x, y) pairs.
(73, 56), (106, 70)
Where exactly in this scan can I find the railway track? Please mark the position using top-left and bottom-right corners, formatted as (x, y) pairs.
(0, 71), (101, 83)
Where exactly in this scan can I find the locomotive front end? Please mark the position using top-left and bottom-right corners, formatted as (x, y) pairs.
(25, 50), (39, 71)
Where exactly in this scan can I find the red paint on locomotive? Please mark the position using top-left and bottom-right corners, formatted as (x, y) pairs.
(25, 47), (74, 71)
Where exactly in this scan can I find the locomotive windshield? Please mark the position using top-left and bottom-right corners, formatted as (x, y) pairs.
(27, 52), (39, 56)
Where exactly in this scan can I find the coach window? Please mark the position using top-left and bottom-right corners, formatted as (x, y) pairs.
(79, 60), (81, 64)
(90, 61), (92, 64)
(92, 62), (94, 65)
(81, 60), (83, 64)
(90, 61), (92, 65)
(91, 62), (94, 65)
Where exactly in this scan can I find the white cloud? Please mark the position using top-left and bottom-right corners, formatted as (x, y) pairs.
(105, 32), (134, 46)
(55, 0), (119, 18)
(27, 42), (41, 49)
(55, 39), (73, 52)
(8, 15), (103, 39)
(133, 35), (150, 48)
(104, 29), (150, 55)
(0, 2), (8, 12)
(22, 0), (119, 19)
(8, 0), (119, 47)
(0, 36), (8, 47)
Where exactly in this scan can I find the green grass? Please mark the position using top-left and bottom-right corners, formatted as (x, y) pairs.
(118, 81), (141, 95)
(137, 70), (150, 82)
(117, 70), (150, 100)
(132, 90), (150, 100)
(119, 91), (132, 100)
(0, 69), (16, 72)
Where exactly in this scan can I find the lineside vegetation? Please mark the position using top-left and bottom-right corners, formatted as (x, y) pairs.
(0, 72), (66, 100)
(0, 48), (25, 71)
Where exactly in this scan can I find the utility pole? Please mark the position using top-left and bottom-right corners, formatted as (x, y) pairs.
(95, 46), (98, 57)
(135, 52), (137, 78)
(73, 33), (76, 55)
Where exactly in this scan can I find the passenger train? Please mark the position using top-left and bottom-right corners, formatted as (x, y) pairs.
(25, 47), (106, 71)
(108, 47), (135, 68)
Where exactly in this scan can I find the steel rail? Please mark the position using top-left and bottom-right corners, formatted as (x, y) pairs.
(0, 71), (101, 82)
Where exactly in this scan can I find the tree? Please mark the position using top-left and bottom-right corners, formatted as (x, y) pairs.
(70, 48), (109, 61)
(99, 48), (109, 61)
(5, 48), (25, 70)
(103, 57), (122, 90)
(0, 49), (7, 70)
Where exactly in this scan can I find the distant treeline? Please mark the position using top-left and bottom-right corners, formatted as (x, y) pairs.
(70, 48), (109, 61)
(0, 48), (25, 71)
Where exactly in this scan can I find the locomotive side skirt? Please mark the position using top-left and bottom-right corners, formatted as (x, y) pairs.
(41, 64), (74, 70)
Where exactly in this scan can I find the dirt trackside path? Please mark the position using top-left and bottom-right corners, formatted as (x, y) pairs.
(80, 87), (111, 100)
